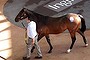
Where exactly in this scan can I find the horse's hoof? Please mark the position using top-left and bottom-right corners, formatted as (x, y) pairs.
(48, 51), (52, 53)
(48, 47), (53, 53)
(67, 49), (71, 53)
(85, 44), (88, 47)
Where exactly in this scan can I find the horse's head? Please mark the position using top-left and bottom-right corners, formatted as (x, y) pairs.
(15, 8), (36, 22)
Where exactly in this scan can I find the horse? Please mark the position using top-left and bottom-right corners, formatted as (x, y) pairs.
(15, 8), (88, 53)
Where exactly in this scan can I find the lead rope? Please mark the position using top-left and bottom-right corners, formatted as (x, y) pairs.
(0, 56), (7, 60)
(21, 22), (28, 45)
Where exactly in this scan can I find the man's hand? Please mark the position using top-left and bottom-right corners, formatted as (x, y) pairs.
(32, 38), (35, 44)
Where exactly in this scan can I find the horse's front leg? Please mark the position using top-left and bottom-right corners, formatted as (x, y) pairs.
(45, 35), (53, 53)
(31, 34), (44, 53)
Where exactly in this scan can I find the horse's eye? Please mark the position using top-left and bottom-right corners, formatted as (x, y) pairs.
(21, 17), (23, 19)
(24, 14), (26, 16)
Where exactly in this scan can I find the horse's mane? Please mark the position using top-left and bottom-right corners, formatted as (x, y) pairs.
(25, 8), (67, 25)
(26, 8), (49, 24)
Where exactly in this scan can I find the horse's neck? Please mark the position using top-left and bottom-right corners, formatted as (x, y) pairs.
(33, 12), (49, 23)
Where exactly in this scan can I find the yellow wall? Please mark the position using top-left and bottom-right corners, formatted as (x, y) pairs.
(0, 0), (25, 60)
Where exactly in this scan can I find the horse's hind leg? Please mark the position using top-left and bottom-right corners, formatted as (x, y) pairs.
(77, 29), (88, 47)
(67, 32), (76, 53)
(45, 35), (53, 53)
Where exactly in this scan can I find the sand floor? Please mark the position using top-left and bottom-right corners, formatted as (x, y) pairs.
(0, 0), (90, 60)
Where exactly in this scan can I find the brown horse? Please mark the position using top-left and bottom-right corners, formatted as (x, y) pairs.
(15, 8), (88, 53)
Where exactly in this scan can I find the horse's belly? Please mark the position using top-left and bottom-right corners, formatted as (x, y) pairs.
(49, 27), (66, 34)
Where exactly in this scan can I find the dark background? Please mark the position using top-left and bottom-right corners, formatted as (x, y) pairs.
(4, 0), (90, 28)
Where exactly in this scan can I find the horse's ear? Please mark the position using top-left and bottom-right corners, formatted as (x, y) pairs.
(23, 6), (27, 11)
(23, 8), (27, 11)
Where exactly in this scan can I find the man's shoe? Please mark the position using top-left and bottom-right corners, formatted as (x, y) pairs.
(35, 56), (42, 59)
(23, 57), (30, 60)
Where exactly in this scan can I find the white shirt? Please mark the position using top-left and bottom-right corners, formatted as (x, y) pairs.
(27, 21), (37, 38)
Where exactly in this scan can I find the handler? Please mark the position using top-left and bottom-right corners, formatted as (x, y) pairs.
(23, 18), (42, 60)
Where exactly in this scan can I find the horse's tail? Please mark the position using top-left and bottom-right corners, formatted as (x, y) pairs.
(78, 14), (86, 33)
